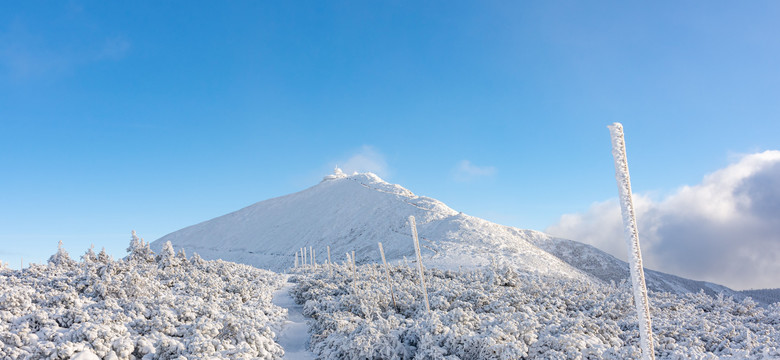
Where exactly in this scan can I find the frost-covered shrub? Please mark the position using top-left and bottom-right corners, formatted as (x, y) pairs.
(0, 236), (287, 360)
(49, 240), (78, 269)
(291, 264), (780, 360)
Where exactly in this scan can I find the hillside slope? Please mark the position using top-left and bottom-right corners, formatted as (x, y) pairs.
(152, 170), (762, 301)
(153, 170), (588, 281)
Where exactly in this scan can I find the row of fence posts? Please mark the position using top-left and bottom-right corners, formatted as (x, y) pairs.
(291, 215), (429, 312)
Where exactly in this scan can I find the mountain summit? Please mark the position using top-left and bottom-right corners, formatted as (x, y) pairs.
(152, 170), (743, 298)
(152, 170), (583, 279)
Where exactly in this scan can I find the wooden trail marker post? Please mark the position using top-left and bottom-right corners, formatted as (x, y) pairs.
(378, 242), (398, 311)
(609, 122), (655, 360)
(351, 250), (357, 285)
(327, 246), (332, 276)
(346, 252), (357, 293)
(409, 215), (430, 312)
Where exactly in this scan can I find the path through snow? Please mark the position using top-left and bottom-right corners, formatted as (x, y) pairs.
(272, 277), (315, 360)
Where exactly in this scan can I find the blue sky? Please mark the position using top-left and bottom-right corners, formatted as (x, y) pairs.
(1, 2), (779, 288)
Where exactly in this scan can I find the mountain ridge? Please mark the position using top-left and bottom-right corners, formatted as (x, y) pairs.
(151, 170), (772, 303)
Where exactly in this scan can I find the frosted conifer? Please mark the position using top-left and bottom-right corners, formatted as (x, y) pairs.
(97, 247), (112, 264)
(157, 241), (178, 268)
(48, 240), (76, 268)
(82, 244), (98, 263)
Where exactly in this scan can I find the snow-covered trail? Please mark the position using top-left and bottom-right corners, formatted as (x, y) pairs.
(272, 277), (315, 360)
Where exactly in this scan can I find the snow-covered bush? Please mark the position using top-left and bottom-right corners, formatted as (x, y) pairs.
(0, 237), (287, 360)
(291, 263), (780, 359)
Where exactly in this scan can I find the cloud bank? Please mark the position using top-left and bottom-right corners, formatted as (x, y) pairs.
(546, 151), (780, 290)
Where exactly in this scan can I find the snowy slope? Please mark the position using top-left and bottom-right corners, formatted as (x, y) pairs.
(152, 170), (588, 281)
(152, 170), (758, 300)
(524, 233), (743, 298)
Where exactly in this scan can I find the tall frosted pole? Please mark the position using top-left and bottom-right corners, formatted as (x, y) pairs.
(409, 216), (430, 312)
(609, 123), (655, 360)
(327, 246), (332, 276)
(378, 242), (398, 310)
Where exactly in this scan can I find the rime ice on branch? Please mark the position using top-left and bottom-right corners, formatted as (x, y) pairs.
(608, 122), (655, 360)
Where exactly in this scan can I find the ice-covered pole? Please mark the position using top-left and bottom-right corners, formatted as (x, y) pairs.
(378, 242), (398, 311)
(409, 216), (430, 312)
(327, 246), (332, 276)
(608, 122), (655, 360)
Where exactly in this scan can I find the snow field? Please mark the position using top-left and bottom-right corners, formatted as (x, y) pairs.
(290, 263), (780, 359)
(0, 239), (288, 360)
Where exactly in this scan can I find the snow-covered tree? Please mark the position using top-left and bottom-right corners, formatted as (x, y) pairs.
(156, 241), (179, 269)
(81, 244), (98, 263)
(48, 240), (76, 268)
(0, 240), (287, 360)
(97, 247), (112, 264)
(126, 230), (155, 263)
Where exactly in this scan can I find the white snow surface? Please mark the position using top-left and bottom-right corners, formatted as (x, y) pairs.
(152, 172), (766, 301)
(271, 277), (315, 360)
(153, 172), (589, 281)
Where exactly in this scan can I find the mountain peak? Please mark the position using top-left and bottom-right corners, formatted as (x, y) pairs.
(320, 169), (414, 198)
(322, 167), (348, 181)
(151, 172), (750, 302)
(151, 171), (584, 280)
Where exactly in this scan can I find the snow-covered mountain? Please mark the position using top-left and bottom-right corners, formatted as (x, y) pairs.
(152, 170), (748, 299)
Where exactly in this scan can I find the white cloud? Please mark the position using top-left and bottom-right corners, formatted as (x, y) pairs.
(546, 150), (780, 290)
(453, 160), (496, 182)
(336, 146), (389, 178)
